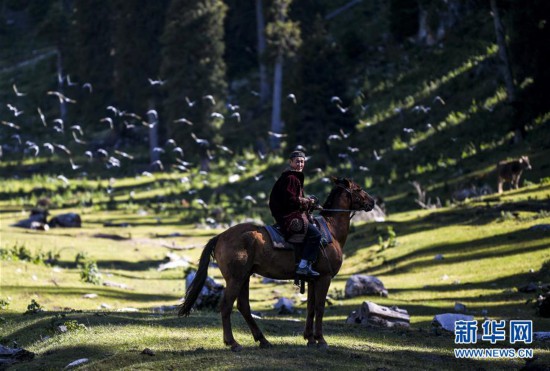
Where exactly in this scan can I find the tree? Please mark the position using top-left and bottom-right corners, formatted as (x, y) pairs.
(265, 0), (301, 150)
(160, 0), (228, 168)
(71, 0), (113, 130)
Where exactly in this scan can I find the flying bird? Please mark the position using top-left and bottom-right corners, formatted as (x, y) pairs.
(1, 121), (20, 129)
(7, 104), (24, 117)
(53, 143), (71, 156)
(230, 112), (241, 122)
(82, 82), (93, 93)
(195, 199), (208, 208)
(12, 84), (26, 97)
(190, 133), (209, 146)
(267, 131), (287, 138)
(287, 93), (297, 104)
(114, 150), (134, 160)
(37, 108), (47, 127)
(211, 112), (224, 120)
(57, 175), (70, 186)
(72, 131), (87, 145)
(69, 158), (81, 170)
(243, 195), (257, 204)
(66, 74), (78, 86)
(216, 144), (233, 154)
(173, 117), (193, 125)
(148, 78), (166, 86)
(173, 146), (184, 156)
(100, 117), (114, 130)
(43, 143), (54, 154)
(185, 97), (196, 107)
(47, 91), (76, 104)
(146, 109), (158, 119)
(433, 96), (446, 105)
(202, 95), (216, 105)
(70, 125), (84, 136)
(373, 150), (382, 161)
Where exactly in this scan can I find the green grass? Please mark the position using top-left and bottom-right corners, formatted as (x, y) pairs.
(1, 179), (549, 370)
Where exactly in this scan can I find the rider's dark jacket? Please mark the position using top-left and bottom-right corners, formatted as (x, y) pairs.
(269, 169), (311, 242)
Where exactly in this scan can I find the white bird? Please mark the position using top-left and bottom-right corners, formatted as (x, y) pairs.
(53, 143), (71, 155)
(339, 129), (350, 138)
(84, 150), (93, 159)
(148, 78), (166, 86)
(106, 105), (121, 116)
(82, 82), (93, 93)
(173, 117), (193, 125)
(141, 171), (154, 177)
(211, 112), (224, 120)
(433, 96), (446, 105)
(66, 74), (78, 86)
(202, 95), (216, 105)
(70, 125), (84, 136)
(166, 139), (177, 147)
(216, 144), (233, 154)
(403, 127), (415, 134)
(27, 143), (39, 157)
(190, 133), (209, 146)
(100, 117), (114, 130)
(347, 146), (359, 153)
(359, 166), (370, 172)
(153, 147), (165, 153)
(230, 112), (241, 122)
(327, 134), (342, 141)
(330, 96), (342, 105)
(97, 148), (109, 157)
(253, 174), (264, 181)
(151, 160), (164, 171)
(243, 195), (257, 204)
(12, 134), (21, 144)
(107, 157), (121, 168)
(146, 109), (158, 119)
(57, 175), (70, 186)
(1, 121), (20, 129)
(373, 150), (382, 161)
(12, 84), (26, 97)
(227, 103), (240, 111)
(185, 97), (196, 107)
(43, 143), (54, 154)
(7, 104), (24, 116)
(114, 150), (134, 160)
(287, 93), (297, 104)
(47, 91), (76, 104)
(69, 158), (81, 170)
(267, 131), (287, 138)
(336, 104), (349, 114)
(72, 131), (87, 145)
(37, 108), (47, 127)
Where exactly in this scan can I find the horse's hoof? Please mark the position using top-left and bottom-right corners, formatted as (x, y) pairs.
(231, 344), (243, 352)
(259, 339), (273, 349)
(307, 341), (317, 348)
(317, 343), (328, 351)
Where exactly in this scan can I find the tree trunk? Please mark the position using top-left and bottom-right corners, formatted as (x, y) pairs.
(270, 54), (284, 149)
(490, 0), (521, 142)
(56, 49), (67, 122)
(256, 0), (269, 105)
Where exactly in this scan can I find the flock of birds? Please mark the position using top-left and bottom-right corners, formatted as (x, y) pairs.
(0, 73), (451, 210)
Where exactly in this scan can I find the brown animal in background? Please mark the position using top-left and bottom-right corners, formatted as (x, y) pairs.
(497, 155), (532, 194)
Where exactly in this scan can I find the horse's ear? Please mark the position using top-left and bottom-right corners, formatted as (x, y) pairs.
(330, 176), (338, 184)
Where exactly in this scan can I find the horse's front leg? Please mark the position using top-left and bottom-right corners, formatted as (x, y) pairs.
(313, 275), (332, 349)
(303, 280), (316, 347)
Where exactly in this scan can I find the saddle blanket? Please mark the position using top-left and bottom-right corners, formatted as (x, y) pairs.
(265, 216), (333, 250)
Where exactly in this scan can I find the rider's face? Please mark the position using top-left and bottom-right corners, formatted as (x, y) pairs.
(289, 157), (305, 172)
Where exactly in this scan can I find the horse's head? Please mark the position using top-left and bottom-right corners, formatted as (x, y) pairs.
(332, 177), (375, 212)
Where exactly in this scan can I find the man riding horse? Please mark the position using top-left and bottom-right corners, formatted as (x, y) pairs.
(269, 150), (321, 277)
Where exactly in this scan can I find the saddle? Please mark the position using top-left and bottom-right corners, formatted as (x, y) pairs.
(264, 216), (333, 250)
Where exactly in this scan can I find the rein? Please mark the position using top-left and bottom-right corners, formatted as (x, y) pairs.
(318, 184), (360, 219)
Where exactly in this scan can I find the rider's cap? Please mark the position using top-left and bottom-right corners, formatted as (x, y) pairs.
(289, 150), (306, 159)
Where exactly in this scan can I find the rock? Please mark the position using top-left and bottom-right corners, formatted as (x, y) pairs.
(434, 254), (444, 261)
(116, 307), (139, 312)
(82, 293), (98, 299)
(346, 301), (410, 328)
(432, 313), (474, 332)
(49, 213), (81, 228)
(454, 302), (467, 313)
(141, 348), (155, 356)
(274, 297), (294, 314)
(345, 275), (388, 298)
(185, 271), (224, 310)
(0, 345), (35, 366)
(518, 282), (538, 293)
(529, 224), (550, 232)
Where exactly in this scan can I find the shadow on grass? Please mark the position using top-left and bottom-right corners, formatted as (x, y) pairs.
(2, 311), (539, 371)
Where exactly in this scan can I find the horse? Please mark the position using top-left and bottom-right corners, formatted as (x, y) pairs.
(179, 177), (375, 351)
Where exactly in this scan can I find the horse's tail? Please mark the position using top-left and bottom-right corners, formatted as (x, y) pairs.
(178, 235), (219, 317)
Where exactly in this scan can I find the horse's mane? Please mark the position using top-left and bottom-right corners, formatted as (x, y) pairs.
(321, 177), (356, 209)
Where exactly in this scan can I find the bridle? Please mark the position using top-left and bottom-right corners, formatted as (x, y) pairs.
(319, 183), (368, 219)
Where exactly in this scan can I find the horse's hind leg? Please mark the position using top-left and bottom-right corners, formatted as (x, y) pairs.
(220, 278), (244, 352)
(237, 277), (272, 349)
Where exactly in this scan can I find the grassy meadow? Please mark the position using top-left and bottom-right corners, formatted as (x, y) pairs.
(1, 175), (549, 370)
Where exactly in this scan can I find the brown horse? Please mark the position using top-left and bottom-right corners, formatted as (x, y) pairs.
(179, 177), (375, 351)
